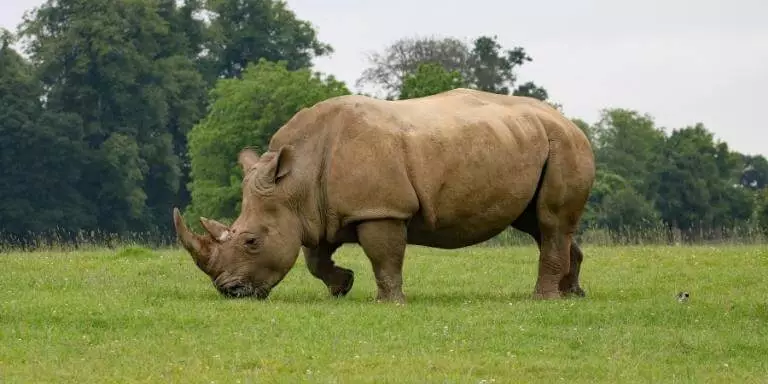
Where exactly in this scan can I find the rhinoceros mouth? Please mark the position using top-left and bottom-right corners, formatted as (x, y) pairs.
(216, 280), (271, 300)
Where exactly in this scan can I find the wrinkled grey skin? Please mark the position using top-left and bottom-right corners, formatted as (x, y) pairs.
(173, 88), (595, 303)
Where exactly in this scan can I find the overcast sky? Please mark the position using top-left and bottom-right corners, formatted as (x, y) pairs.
(3, 0), (767, 156)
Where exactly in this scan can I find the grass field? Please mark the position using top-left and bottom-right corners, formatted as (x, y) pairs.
(1, 244), (767, 383)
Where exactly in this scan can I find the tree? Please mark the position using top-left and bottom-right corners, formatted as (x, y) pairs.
(185, 59), (349, 223)
(18, 0), (208, 234)
(740, 154), (768, 190)
(594, 187), (663, 238)
(357, 36), (472, 97)
(357, 35), (546, 100)
(578, 170), (662, 234)
(468, 35), (531, 95)
(759, 190), (768, 234)
(202, 0), (333, 80)
(652, 124), (755, 237)
(592, 108), (666, 199)
(513, 81), (549, 101)
(399, 63), (466, 100)
(0, 31), (91, 236)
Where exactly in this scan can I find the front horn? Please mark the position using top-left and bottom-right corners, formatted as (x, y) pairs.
(172, 207), (213, 274)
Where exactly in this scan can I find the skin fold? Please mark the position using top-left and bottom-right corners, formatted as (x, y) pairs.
(173, 88), (596, 303)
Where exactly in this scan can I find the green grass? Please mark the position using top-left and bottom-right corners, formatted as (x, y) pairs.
(1, 244), (767, 383)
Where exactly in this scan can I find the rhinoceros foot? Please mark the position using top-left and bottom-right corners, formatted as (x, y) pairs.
(563, 285), (586, 298)
(329, 268), (355, 297)
(558, 274), (586, 298)
(531, 291), (563, 300)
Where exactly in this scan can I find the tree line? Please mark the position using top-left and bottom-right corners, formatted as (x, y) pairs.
(1, 0), (766, 248)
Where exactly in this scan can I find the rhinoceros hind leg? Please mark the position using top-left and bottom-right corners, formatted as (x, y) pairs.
(531, 223), (572, 300)
(302, 242), (355, 298)
(517, 140), (591, 300)
(356, 219), (407, 304)
(559, 243), (586, 297)
(511, 202), (586, 299)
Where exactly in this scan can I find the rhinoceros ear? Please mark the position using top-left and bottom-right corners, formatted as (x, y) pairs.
(261, 145), (294, 184)
(238, 148), (260, 172)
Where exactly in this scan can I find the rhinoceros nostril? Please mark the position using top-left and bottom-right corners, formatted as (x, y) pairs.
(230, 285), (247, 297)
(218, 282), (252, 298)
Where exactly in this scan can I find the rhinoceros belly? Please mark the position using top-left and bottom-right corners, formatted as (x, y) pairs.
(403, 115), (548, 249)
(404, 168), (542, 249)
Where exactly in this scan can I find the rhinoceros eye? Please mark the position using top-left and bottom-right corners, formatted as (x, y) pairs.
(242, 234), (262, 251)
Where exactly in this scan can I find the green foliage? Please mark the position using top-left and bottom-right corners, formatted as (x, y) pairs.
(592, 108), (666, 198)
(741, 154), (768, 190)
(1, 28), (14, 48)
(759, 191), (768, 233)
(16, 0), (209, 234)
(469, 35), (529, 95)
(594, 187), (663, 232)
(398, 62), (466, 99)
(0, 38), (91, 233)
(2, 0), (333, 241)
(577, 109), (766, 241)
(653, 125), (754, 234)
(579, 171), (663, 238)
(356, 36), (472, 96)
(203, 0), (333, 80)
(512, 81), (549, 101)
(185, 59), (350, 222)
(358, 35), (546, 100)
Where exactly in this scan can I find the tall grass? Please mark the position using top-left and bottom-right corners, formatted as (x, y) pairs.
(0, 228), (176, 253)
(482, 223), (767, 247)
(1, 222), (766, 253)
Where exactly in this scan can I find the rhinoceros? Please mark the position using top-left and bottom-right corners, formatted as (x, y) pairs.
(173, 88), (595, 302)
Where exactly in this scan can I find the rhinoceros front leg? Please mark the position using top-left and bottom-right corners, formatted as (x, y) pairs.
(302, 242), (355, 297)
(356, 219), (407, 304)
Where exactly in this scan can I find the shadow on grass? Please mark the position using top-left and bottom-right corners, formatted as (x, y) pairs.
(178, 290), (597, 306)
(151, 280), (609, 306)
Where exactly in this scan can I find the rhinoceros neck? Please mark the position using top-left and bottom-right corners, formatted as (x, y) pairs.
(268, 97), (378, 247)
(268, 111), (333, 248)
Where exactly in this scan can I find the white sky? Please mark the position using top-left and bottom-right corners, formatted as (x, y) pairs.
(3, 0), (767, 157)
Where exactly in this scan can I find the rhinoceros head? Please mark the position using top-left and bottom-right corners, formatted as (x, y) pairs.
(173, 145), (304, 299)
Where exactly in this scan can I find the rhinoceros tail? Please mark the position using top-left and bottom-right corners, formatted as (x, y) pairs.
(509, 156), (548, 239)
